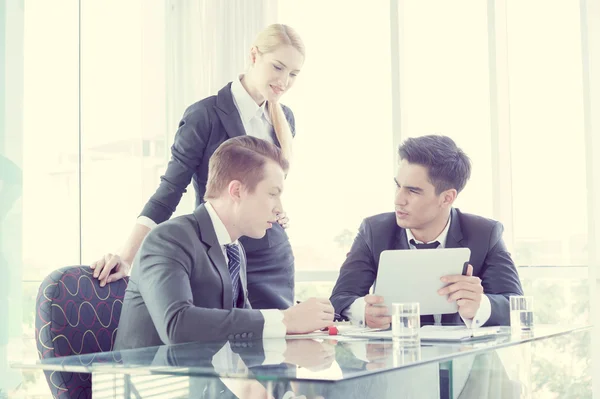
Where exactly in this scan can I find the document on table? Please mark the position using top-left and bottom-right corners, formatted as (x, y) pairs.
(284, 325), (380, 341)
(342, 326), (507, 342)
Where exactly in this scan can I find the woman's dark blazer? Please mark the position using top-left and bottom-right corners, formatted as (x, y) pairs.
(139, 82), (297, 309)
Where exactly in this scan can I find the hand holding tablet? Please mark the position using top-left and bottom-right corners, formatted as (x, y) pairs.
(437, 263), (484, 320)
(369, 248), (472, 325)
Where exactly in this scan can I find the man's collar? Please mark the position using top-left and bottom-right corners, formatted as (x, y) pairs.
(407, 212), (452, 248)
(204, 201), (238, 247)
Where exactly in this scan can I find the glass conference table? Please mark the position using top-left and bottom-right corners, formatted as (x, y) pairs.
(14, 325), (593, 398)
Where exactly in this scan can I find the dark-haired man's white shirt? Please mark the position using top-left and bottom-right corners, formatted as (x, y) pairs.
(343, 215), (492, 328)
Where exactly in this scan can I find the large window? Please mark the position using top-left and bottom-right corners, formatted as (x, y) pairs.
(506, 1), (588, 267)
(275, 1), (394, 272)
(79, 0), (169, 260)
(3, 1), (80, 395)
(22, 2), (80, 279)
(398, 0), (493, 220)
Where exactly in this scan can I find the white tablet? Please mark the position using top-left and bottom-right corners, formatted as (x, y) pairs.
(373, 248), (471, 315)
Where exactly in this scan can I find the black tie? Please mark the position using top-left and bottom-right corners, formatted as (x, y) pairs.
(410, 239), (440, 249)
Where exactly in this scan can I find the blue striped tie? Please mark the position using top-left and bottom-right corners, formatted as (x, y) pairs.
(225, 243), (242, 307)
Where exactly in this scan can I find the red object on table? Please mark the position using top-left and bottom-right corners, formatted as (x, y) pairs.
(328, 326), (338, 335)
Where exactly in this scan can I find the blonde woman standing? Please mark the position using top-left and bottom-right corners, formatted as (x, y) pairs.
(92, 24), (304, 310)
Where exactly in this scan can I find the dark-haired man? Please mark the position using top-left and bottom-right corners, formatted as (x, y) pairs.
(330, 135), (523, 329)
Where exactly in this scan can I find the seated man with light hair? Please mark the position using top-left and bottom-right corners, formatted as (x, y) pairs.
(116, 135), (334, 350)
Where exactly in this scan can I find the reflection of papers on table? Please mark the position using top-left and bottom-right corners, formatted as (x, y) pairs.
(343, 326), (507, 342)
(420, 326), (506, 341)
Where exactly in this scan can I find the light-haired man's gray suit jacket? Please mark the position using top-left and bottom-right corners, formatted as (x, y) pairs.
(115, 204), (265, 350)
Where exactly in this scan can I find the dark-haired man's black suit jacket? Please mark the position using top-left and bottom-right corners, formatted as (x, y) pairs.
(330, 208), (524, 326)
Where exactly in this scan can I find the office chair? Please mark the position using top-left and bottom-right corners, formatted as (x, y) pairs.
(35, 265), (128, 398)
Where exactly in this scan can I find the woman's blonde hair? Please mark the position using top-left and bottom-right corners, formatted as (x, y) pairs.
(252, 24), (305, 164)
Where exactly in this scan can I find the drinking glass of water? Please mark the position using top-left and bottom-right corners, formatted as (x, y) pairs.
(510, 296), (534, 334)
(391, 302), (420, 345)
